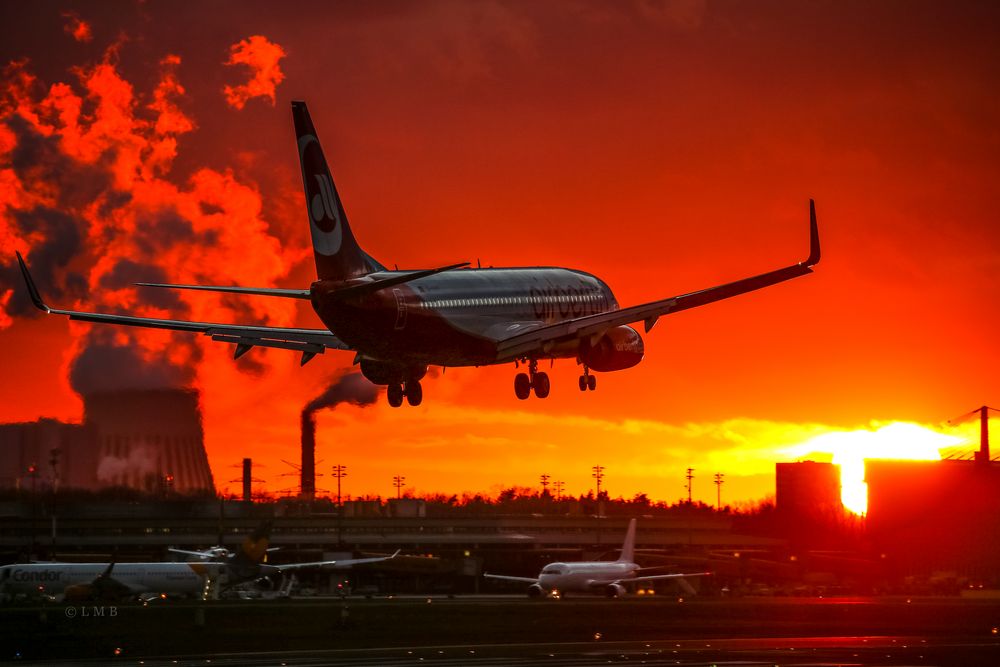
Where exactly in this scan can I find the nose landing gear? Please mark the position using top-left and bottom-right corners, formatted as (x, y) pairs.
(514, 360), (550, 400)
(578, 366), (597, 392)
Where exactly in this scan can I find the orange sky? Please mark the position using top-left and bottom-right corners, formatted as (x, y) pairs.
(1, 2), (997, 505)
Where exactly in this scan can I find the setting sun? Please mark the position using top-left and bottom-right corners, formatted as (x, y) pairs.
(784, 422), (966, 514)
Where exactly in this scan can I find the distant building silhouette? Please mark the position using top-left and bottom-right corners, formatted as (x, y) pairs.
(775, 461), (842, 516)
(866, 458), (1000, 578)
(0, 389), (214, 495)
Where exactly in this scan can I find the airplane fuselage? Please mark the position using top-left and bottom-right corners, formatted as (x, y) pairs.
(312, 267), (618, 367)
(538, 561), (639, 594)
(0, 562), (220, 600)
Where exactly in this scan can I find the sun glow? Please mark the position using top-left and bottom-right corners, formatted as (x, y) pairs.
(783, 422), (964, 515)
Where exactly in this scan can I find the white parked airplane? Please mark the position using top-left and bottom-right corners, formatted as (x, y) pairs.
(484, 518), (710, 598)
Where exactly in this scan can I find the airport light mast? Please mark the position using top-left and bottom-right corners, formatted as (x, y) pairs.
(553, 480), (565, 500)
(540, 474), (551, 494)
(686, 468), (695, 504)
(393, 474), (406, 499)
(714, 472), (725, 510)
(332, 464), (348, 506)
(592, 465), (605, 499)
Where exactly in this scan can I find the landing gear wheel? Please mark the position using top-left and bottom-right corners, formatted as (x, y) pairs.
(587, 374), (597, 391)
(579, 376), (587, 392)
(387, 383), (404, 408)
(405, 380), (423, 406)
(532, 372), (550, 399)
(514, 373), (531, 400)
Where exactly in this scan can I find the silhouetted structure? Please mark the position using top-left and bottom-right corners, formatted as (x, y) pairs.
(0, 390), (214, 495)
(775, 461), (842, 516)
(300, 411), (316, 499)
(866, 458), (1000, 578)
(0, 419), (98, 490)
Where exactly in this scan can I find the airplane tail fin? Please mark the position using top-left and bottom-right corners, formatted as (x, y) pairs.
(229, 521), (273, 575)
(617, 518), (637, 563)
(292, 101), (385, 281)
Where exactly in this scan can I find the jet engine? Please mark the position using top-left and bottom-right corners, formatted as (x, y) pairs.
(579, 325), (644, 372)
(604, 583), (627, 599)
(360, 359), (426, 385)
(527, 584), (545, 598)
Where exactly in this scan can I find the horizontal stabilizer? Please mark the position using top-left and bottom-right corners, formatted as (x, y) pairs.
(330, 262), (470, 301)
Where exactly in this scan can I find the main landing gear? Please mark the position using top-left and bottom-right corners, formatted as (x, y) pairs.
(387, 378), (423, 408)
(578, 366), (597, 392)
(514, 360), (550, 400)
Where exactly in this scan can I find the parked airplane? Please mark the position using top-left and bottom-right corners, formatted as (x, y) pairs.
(0, 560), (222, 603)
(15, 101), (820, 407)
(172, 522), (398, 584)
(0, 523), (397, 602)
(484, 518), (710, 598)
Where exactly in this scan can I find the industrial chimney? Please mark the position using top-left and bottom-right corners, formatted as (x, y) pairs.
(300, 411), (316, 499)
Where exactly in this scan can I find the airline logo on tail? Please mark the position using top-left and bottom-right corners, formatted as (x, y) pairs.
(298, 134), (342, 257)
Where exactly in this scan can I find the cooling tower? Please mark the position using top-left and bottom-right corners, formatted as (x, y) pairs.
(84, 389), (215, 494)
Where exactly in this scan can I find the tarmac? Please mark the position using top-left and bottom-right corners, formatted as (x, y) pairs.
(2, 595), (999, 665)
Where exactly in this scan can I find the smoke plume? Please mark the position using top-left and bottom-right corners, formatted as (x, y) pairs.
(0, 31), (294, 395)
(298, 372), (380, 497)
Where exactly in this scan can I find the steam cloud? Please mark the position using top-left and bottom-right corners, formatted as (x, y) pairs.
(223, 36), (287, 109)
(0, 31), (293, 395)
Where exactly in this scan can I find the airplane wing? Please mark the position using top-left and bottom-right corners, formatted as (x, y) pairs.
(273, 549), (400, 572)
(588, 571), (712, 588)
(495, 201), (820, 362)
(15, 252), (349, 365)
(482, 573), (540, 584)
(168, 548), (216, 560)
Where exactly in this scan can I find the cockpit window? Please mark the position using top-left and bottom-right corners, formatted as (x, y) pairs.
(541, 564), (565, 575)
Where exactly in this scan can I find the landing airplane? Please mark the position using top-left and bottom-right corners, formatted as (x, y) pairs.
(484, 518), (709, 598)
(15, 101), (820, 408)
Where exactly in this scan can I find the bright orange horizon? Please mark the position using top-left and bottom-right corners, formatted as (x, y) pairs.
(1, 3), (997, 507)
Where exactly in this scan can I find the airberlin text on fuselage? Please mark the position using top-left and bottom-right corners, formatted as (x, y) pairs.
(529, 286), (605, 319)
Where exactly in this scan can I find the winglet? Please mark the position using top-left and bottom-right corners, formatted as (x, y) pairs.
(15, 251), (50, 313)
(804, 199), (821, 267)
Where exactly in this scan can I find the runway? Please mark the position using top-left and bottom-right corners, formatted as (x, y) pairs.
(4, 596), (1000, 664)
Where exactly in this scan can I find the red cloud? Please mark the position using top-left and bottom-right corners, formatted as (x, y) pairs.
(62, 12), (93, 43)
(1, 45), (296, 393)
(223, 36), (287, 110)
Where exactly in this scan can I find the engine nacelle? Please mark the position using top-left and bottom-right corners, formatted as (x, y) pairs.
(360, 359), (427, 386)
(579, 325), (644, 372)
(527, 584), (545, 598)
(605, 583), (627, 598)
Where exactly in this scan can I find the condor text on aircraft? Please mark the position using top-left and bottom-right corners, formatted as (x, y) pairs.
(484, 518), (710, 598)
(16, 101), (820, 407)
